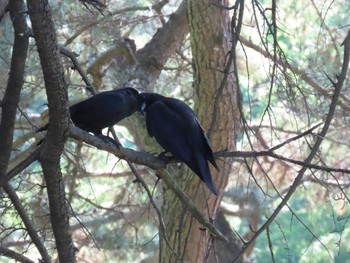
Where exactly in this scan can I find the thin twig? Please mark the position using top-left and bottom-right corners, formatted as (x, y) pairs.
(232, 30), (350, 262)
(128, 162), (182, 261)
(239, 36), (350, 111)
(159, 169), (229, 242)
(3, 183), (51, 262)
(59, 46), (96, 95)
(108, 128), (181, 260)
(266, 226), (276, 263)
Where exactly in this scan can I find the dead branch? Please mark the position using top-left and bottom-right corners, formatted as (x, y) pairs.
(239, 36), (350, 112)
(59, 46), (96, 95)
(2, 183), (51, 262)
(233, 30), (350, 262)
(0, 0), (29, 195)
(159, 169), (229, 243)
(0, 246), (34, 263)
(0, 148), (39, 188)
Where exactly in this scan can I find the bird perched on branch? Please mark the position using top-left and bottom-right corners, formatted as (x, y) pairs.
(140, 92), (219, 195)
(37, 87), (141, 146)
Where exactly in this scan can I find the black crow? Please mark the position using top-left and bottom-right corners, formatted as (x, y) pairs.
(140, 93), (219, 195)
(37, 87), (141, 144)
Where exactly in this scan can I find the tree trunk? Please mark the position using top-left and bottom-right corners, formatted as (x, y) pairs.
(160, 1), (240, 262)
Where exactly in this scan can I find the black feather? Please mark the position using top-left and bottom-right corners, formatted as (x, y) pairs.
(140, 92), (219, 195)
(37, 87), (141, 138)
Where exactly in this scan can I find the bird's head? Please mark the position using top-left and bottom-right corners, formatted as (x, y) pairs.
(139, 92), (165, 113)
(120, 87), (144, 112)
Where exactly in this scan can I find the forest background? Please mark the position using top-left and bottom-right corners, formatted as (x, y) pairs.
(1, 0), (350, 262)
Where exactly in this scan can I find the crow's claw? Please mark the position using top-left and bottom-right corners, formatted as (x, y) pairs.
(97, 134), (121, 149)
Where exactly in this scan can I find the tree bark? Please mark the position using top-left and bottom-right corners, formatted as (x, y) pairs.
(136, 0), (189, 89)
(0, 0), (28, 189)
(27, 0), (75, 262)
(159, 0), (240, 262)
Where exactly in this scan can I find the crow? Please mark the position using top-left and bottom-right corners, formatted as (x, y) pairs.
(37, 87), (141, 145)
(140, 92), (219, 195)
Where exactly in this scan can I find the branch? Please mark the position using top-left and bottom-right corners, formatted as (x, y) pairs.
(64, 5), (151, 46)
(59, 46), (96, 95)
(215, 122), (350, 175)
(215, 150), (350, 175)
(86, 38), (136, 88)
(0, 246), (34, 263)
(233, 30), (350, 261)
(268, 123), (322, 151)
(0, 0), (29, 188)
(68, 126), (166, 169)
(0, 148), (39, 188)
(3, 183), (51, 262)
(239, 35), (350, 112)
(78, 0), (106, 13)
(0, 0), (9, 23)
(159, 169), (229, 242)
(134, 0), (189, 89)
(28, 0), (75, 261)
(68, 126), (228, 241)
(68, 123), (350, 194)
(128, 162), (182, 260)
(5, 122), (344, 191)
(208, 0), (244, 138)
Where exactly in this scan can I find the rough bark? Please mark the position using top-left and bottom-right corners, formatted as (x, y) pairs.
(135, 0), (189, 89)
(27, 0), (75, 262)
(159, 0), (240, 262)
(208, 210), (244, 262)
(0, 0), (28, 191)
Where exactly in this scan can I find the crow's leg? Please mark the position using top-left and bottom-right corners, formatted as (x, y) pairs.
(97, 134), (122, 148)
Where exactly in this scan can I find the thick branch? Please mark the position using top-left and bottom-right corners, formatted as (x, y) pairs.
(136, 0), (188, 88)
(0, 247), (34, 263)
(27, 0), (75, 261)
(68, 126), (166, 169)
(4, 123), (345, 191)
(86, 38), (136, 88)
(0, 0), (28, 186)
(0, 148), (39, 188)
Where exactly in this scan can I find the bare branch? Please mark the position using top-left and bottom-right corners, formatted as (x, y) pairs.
(68, 126), (166, 169)
(159, 169), (228, 242)
(239, 36), (350, 112)
(233, 30), (350, 261)
(59, 46), (96, 95)
(3, 183), (51, 262)
(0, 246), (34, 263)
(69, 126), (228, 242)
(0, 0), (29, 188)
(128, 162), (182, 260)
(0, 148), (39, 188)
(78, 0), (106, 13)
(28, 0), (75, 261)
